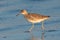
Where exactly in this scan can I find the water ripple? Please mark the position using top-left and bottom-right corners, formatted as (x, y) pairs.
(0, 27), (12, 32)
(46, 30), (59, 32)
(0, 0), (4, 1)
(7, 9), (20, 14)
(52, 6), (60, 9)
(30, 0), (48, 1)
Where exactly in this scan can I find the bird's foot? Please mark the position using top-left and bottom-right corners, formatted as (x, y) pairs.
(24, 30), (31, 33)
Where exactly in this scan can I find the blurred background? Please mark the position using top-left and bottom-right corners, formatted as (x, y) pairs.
(0, 0), (60, 40)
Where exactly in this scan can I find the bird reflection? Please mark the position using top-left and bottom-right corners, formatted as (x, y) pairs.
(30, 32), (36, 40)
(29, 31), (45, 40)
(41, 32), (45, 40)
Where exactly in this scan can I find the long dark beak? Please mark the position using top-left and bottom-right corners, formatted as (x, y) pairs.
(16, 13), (20, 16)
(16, 10), (21, 16)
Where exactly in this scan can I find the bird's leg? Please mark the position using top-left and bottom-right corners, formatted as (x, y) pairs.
(41, 21), (45, 31)
(24, 23), (34, 33)
(29, 23), (34, 32)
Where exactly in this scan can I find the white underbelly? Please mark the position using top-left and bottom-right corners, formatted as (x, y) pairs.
(27, 18), (48, 23)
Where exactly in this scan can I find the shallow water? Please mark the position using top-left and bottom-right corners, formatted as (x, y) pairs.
(0, 0), (60, 40)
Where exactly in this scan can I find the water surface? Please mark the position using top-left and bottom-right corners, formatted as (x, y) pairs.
(0, 0), (60, 40)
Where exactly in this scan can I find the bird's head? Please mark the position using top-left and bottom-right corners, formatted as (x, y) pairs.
(16, 9), (28, 16)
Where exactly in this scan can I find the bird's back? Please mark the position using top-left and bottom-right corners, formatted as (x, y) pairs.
(25, 13), (49, 19)
(24, 13), (50, 23)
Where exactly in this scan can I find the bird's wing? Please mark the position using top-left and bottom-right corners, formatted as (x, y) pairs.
(29, 13), (46, 19)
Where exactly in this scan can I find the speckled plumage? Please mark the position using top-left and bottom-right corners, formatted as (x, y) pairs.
(21, 10), (50, 23)
(16, 9), (50, 31)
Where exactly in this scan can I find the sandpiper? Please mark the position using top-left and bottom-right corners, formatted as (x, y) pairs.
(16, 9), (50, 32)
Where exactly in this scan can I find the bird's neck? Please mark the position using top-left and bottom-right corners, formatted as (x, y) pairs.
(23, 13), (28, 16)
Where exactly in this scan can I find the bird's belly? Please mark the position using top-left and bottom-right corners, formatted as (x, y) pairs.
(27, 18), (48, 23)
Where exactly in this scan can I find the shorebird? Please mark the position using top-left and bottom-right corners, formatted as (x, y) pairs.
(16, 9), (50, 32)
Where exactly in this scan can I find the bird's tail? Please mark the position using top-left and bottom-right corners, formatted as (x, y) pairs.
(48, 16), (50, 17)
